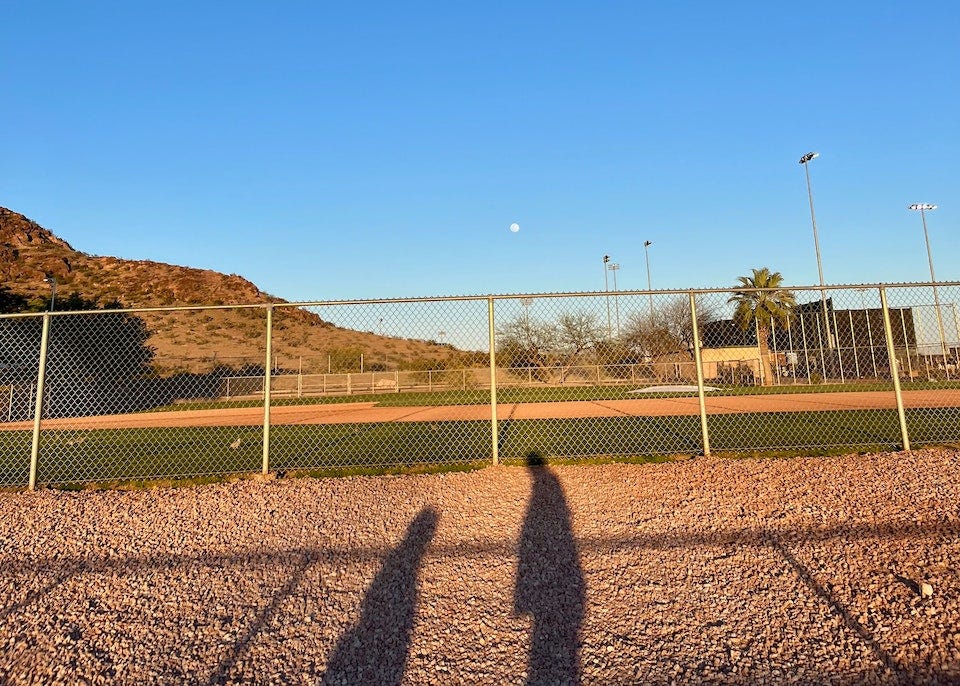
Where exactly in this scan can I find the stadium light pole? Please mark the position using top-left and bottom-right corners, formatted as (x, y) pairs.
(44, 275), (57, 312)
(643, 240), (654, 320)
(520, 297), (533, 332)
(603, 255), (612, 337)
(909, 203), (949, 374)
(608, 262), (621, 337)
(799, 152), (835, 358)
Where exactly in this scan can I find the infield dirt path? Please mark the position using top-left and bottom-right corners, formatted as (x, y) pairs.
(4, 389), (960, 431)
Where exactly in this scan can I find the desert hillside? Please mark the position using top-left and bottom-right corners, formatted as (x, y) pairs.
(0, 207), (457, 374)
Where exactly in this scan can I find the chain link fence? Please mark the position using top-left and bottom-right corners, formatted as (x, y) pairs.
(3, 283), (960, 488)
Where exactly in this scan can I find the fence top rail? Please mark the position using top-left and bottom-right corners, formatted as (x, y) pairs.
(2, 281), (959, 320)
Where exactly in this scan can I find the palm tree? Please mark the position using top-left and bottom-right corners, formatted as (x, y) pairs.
(728, 268), (796, 385)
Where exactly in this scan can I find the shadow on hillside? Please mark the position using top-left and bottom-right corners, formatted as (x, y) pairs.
(514, 454), (585, 685)
(320, 507), (439, 686)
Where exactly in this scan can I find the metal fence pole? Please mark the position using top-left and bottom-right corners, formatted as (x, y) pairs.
(689, 293), (711, 457)
(29, 313), (52, 491)
(866, 308), (878, 378)
(488, 297), (499, 465)
(849, 310), (861, 380)
(771, 318), (781, 385)
(814, 315), (828, 380)
(754, 317), (764, 385)
(799, 312), (812, 384)
(952, 304), (960, 363)
(262, 305), (273, 474)
(899, 308), (914, 382)
(786, 316), (795, 383)
(832, 308), (845, 383)
(880, 288), (910, 451)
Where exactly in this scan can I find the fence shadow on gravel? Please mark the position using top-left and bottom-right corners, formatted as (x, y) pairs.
(320, 507), (439, 686)
(515, 458), (585, 685)
(5, 514), (959, 683)
(766, 535), (907, 683)
(208, 551), (320, 685)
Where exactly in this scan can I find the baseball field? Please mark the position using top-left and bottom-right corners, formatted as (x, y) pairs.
(2, 384), (960, 486)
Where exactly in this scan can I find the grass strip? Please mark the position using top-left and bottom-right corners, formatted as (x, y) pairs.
(1, 407), (958, 489)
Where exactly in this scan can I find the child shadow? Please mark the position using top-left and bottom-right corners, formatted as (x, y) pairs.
(321, 507), (439, 686)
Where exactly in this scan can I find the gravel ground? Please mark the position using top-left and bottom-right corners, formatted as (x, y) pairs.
(1, 450), (959, 685)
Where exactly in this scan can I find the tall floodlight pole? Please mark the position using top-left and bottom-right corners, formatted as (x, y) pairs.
(643, 240), (654, 320)
(603, 254), (612, 337)
(608, 263), (621, 336)
(909, 203), (949, 374)
(44, 275), (57, 312)
(799, 152), (835, 365)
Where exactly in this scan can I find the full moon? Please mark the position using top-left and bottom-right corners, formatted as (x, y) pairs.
(509, 222), (520, 233)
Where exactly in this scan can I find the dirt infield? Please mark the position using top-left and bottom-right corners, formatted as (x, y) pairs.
(3, 389), (960, 432)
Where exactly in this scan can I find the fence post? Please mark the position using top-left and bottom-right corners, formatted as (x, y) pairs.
(799, 312), (812, 384)
(488, 297), (499, 465)
(689, 294), (711, 457)
(879, 288), (910, 451)
(833, 308), (846, 384)
(849, 310), (860, 379)
(29, 313), (52, 490)
(262, 305), (273, 474)
(771, 318), (781, 385)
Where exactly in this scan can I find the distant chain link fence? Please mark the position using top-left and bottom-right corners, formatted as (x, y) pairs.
(3, 283), (960, 488)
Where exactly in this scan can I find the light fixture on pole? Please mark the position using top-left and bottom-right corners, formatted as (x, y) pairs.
(908, 203), (949, 374)
(44, 275), (57, 312)
(608, 262), (621, 336)
(521, 297), (533, 328)
(799, 151), (835, 354)
(603, 255), (612, 337)
(643, 240), (654, 320)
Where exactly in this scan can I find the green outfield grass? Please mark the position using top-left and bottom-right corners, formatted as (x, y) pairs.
(2, 406), (958, 488)
(141, 379), (960, 414)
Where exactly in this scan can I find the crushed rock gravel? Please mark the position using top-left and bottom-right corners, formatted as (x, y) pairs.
(1, 450), (959, 685)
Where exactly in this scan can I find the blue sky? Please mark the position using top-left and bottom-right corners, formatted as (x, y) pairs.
(2, 1), (957, 302)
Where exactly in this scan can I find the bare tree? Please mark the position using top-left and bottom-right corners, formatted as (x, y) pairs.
(496, 315), (556, 380)
(621, 296), (716, 360)
(555, 312), (604, 382)
(497, 310), (603, 383)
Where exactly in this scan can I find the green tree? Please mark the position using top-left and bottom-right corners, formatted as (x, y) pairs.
(0, 307), (155, 416)
(728, 267), (796, 385)
(0, 286), (28, 314)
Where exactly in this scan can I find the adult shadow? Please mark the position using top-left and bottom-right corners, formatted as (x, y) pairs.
(320, 506), (439, 686)
(514, 454), (586, 685)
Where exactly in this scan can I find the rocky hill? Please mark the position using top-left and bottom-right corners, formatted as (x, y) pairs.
(0, 207), (457, 375)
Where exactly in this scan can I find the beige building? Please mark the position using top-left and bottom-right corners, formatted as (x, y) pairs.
(699, 346), (765, 384)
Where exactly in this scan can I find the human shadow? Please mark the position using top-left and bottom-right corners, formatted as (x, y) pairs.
(514, 454), (585, 685)
(320, 507), (439, 686)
